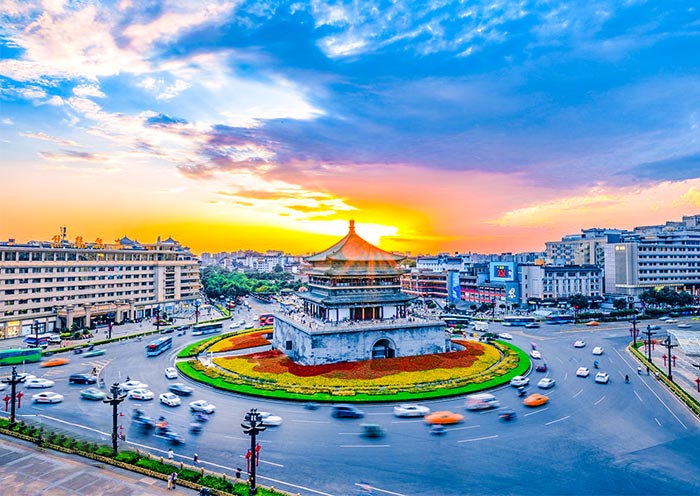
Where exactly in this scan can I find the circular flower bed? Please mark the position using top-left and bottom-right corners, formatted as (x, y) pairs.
(177, 332), (530, 402)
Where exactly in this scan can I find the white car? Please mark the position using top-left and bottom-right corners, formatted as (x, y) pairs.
(498, 333), (513, 340)
(677, 323), (691, 329)
(537, 377), (556, 389)
(118, 380), (148, 391)
(665, 319), (678, 324)
(393, 403), (431, 417)
(576, 367), (590, 377)
(595, 372), (610, 384)
(164, 367), (178, 379)
(530, 350), (542, 359)
(228, 322), (241, 329)
(510, 376), (530, 387)
(592, 347), (604, 356)
(25, 378), (55, 389)
(32, 391), (64, 404)
(189, 399), (216, 414)
(128, 389), (155, 401)
(259, 411), (283, 426)
(574, 340), (586, 348)
(159, 392), (182, 407)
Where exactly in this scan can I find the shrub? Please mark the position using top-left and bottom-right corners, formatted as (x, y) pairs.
(95, 445), (114, 457)
(115, 450), (141, 464)
(199, 475), (235, 492)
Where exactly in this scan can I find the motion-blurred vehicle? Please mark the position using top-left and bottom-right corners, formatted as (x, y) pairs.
(523, 393), (549, 407)
(530, 350), (542, 359)
(189, 400), (216, 414)
(537, 378), (556, 389)
(525, 323), (540, 329)
(80, 387), (106, 401)
(361, 423), (385, 438)
(128, 389), (155, 401)
(424, 411), (464, 425)
(393, 403), (431, 417)
(32, 391), (64, 403)
(69, 373), (97, 385)
(169, 383), (194, 396)
(535, 363), (547, 372)
(83, 349), (106, 358)
(25, 378), (55, 388)
(498, 409), (517, 421)
(332, 405), (365, 419)
(510, 376), (530, 387)
(465, 393), (499, 411)
(259, 411), (283, 426)
(159, 392), (182, 407)
(586, 321), (599, 326)
(498, 333), (513, 340)
(118, 380), (148, 391)
(41, 357), (70, 367)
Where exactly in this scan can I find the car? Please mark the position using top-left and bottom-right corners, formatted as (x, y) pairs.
(498, 333), (513, 340)
(595, 372), (610, 384)
(41, 357), (70, 367)
(189, 400), (216, 414)
(32, 391), (64, 404)
(160, 327), (175, 334)
(523, 393), (549, 407)
(159, 392), (182, 407)
(80, 387), (106, 401)
(537, 377), (556, 389)
(48, 335), (62, 345)
(259, 411), (283, 426)
(132, 409), (156, 428)
(498, 408), (517, 421)
(465, 393), (500, 411)
(576, 367), (590, 377)
(128, 389), (155, 401)
(161, 429), (185, 445)
(228, 322), (241, 329)
(525, 323), (540, 329)
(586, 320), (599, 326)
(535, 363), (547, 372)
(83, 349), (106, 358)
(25, 378), (55, 388)
(510, 376), (530, 387)
(677, 323), (692, 329)
(118, 380), (148, 391)
(332, 405), (365, 419)
(592, 346), (604, 355)
(244, 323), (255, 329)
(648, 325), (661, 330)
(574, 340), (586, 348)
(424, 411), (464, 425)
(530, 350), (542, 359)
(169, 383), (194, 396)
(393, 403), (431, 417)
(665, 319), (678, 324)
(360, 423), (385, 438)
(164, 367), (178, 380)
(69, 373), (97, 385)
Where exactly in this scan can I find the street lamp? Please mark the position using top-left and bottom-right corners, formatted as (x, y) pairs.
(33, 319), (41, 347)
(630, 314), (639, 348)
(241, 408), (266, 495)
(642, 325), (657, 368)
(102, 382), (127, 455)
(154, 305), (161, 334)
(1, 367), (26, 425)
(194, 300), (201, 326)
(661, 336), (678, 382)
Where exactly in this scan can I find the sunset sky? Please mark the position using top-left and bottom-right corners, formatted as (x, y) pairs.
(2, 1), (700, 256)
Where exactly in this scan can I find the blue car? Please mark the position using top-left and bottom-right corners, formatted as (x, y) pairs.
(332, 405), (365, 419)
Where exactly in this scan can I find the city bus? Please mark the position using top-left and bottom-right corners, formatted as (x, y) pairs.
(502, 316), (537, 327)
(0, 348), (43, 366)
(23, 336), (49, 349)
(545, 314), (575, 325)
(145, 336), (173, 357)
(191, 322), (224, 336)
(440, 314), (471, 327)
(258, 314), (275, 327)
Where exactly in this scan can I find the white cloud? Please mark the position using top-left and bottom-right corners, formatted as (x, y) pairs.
(45, 95), (64, 105)
(1, 118), (15, 125)
(157, 79), (191, 100)
(73, 83), (106, 98)
(20, 131), (78, 146)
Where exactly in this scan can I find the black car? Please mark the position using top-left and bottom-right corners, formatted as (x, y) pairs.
(331, 405), (365, 419)
(69, 373), (97, 385)
(160, 327), (175, 334)
(169, 383), (194, 396)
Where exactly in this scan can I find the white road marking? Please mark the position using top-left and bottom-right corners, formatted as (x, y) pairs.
(654, 418), (661, 426)
(545, 415), (570, 426)
(391, 419), (424, 424)
(594, 395), (606, 406)
(573, 389), (584, 398)
(445, 424), (480, 431)
(292, 419), (331, 424)
(457, 434), (498, 443)
(634, 391), (644, 402)
(38, 414), (108, 436)
(523, 407), (548, 417)
(354, 483), (407, 496)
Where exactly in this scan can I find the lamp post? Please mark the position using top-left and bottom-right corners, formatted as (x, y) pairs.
(630, 314), (639, 348)
(642, 325), (656, 366)
(103, 382), (127, 455)
(154, 305), (161, 334)
(661, 336), (678, 382)
(33, 319), (41, 347)
(241, 408), (266, 495)
(1, 367), (26, 425)
(194, 300), (201, 326)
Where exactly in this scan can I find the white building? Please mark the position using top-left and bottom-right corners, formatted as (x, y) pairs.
(520, 264), (603, 303)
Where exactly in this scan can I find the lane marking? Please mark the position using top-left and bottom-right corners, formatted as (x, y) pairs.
(523, 407), (548, 417)
(594, 395), (606, 406)
(654, 418), (661, 426)
(634, 391), (643, 403)
(545, 415), (570, 426)
(38, 414), (108, 436)
(572, 389), (583, 398)
(355, 483), (407, 496)
(457, 435), (498, 443)
(291, 419), (331, 424)
(445, 424), (480, 431)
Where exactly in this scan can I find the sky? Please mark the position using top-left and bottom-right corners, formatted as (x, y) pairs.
(2, 1), (700, 256)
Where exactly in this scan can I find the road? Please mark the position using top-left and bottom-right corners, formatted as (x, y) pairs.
(4, 312), (700, 496)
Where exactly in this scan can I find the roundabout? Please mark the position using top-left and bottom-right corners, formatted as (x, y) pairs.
(175, 329), (530, 402)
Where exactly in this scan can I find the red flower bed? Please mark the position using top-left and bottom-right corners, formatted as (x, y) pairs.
(210, 331), (270, 352)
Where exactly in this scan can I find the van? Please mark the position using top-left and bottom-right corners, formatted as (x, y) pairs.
(465, 393), (500, 411)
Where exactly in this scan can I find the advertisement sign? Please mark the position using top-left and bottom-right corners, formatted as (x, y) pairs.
(447, 270), (461, 303)
(490, 262), (515, 282)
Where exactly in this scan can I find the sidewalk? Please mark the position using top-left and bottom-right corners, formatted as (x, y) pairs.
(0, 435), (199, 495)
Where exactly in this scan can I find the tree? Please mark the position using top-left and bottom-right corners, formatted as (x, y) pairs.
(612, 298), (628, 310)
(568, 294), (589, 311)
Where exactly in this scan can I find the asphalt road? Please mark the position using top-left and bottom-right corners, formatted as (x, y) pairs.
(4, 314), (700, 496)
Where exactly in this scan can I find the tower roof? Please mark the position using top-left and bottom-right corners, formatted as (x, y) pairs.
(305, 220), (404, 263)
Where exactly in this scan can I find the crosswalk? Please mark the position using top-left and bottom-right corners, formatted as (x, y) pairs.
(38, 358), (112, 379)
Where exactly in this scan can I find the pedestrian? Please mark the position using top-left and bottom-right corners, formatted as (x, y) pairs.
(235, 467), (242, 479)
(193, 453), (199, 465)
(167, 473), (173, 490)
(171, 472), (178, 489)
(168, 448), (174, 461)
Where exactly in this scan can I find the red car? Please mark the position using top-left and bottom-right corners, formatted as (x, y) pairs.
(535, 363), (547, 372)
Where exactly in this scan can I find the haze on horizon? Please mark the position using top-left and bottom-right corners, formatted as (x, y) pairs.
(2, 1), (700, 256)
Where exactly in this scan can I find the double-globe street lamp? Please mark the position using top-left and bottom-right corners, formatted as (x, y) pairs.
(642, 325), (657, 371)
(194, 300), (201, 326)
(1, 367), (26, 425)
(154, 305), (161, 334)
(103, 382), (127, 455)
(241, 408), (266, 495)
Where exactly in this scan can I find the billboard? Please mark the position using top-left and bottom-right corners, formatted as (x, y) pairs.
(490, 262), (515, 282)
(447, 270), (461, 303)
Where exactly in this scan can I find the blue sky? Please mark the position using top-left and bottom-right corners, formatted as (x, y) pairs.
(1, 1), (700, 254)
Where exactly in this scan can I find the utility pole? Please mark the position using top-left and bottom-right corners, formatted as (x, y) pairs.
(1, 367), (26, 425)
(102, 382), (126, 454)
(661, 336), (678, 381)
(241, 408), (266, 495)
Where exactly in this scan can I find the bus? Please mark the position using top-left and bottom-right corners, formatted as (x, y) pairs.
(502, 316), (537, 327)
(191, 322), (224, 336)
(440, 314), (471, 327)
(545, 314), (575, 325)
(0, 348), (43, 366)
(146, 336), (172, 357)
(23, 336), (49, 349)
(258, 314), (275, 327)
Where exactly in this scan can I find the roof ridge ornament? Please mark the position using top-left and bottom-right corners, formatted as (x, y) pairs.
(349, 219), (355, 234)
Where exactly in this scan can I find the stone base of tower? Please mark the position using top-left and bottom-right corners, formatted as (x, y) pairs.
(273, 314), (448, 366)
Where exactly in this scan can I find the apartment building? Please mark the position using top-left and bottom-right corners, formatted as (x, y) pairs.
(520, 264), (603, 302)
(0, 235), (200, 339)
(545, 228), (626, 266)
